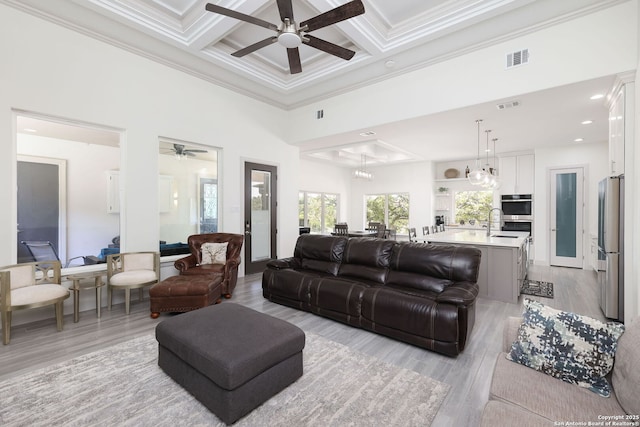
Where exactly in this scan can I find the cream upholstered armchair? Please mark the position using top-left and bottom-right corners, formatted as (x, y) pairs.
(0, 260), (69, 345)
(107, 252), (160, 314)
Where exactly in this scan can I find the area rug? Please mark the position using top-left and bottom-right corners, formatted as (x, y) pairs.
(0, 332), (449, 426)
(521, 279), (554, 298)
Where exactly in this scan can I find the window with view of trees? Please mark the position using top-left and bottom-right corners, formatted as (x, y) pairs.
(365, 193), (410, 234)
(454, 190), (493, 224)
(299, 192), (338, 234)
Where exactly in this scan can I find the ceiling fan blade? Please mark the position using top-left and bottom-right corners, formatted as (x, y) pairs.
(276, 0), (295, 22)
(300, 0), (365, 32)
(287, 48), (302, 74)
(185, 149), (208, 154)
(232, 37), (278, 57)
(303, 35), (355, 60)
(205, 3), (278, 31)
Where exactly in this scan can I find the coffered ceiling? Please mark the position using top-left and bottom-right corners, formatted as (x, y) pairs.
(3, 0), (618, 109)
(5, 0), (626, 167)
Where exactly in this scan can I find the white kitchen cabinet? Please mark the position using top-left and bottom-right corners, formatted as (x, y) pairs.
(499, 154), (534, 194)
(609, 86), (625, 175)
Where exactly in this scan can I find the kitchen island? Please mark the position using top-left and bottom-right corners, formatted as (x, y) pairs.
(427, 230), (529, 303)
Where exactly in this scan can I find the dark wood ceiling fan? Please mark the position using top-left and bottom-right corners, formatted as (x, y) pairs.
(205, 0), (365, 74)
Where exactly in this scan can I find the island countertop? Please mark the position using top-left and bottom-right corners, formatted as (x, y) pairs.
(426, 229), (529, 248)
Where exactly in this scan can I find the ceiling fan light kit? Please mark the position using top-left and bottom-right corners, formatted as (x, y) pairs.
(205, 0), (365, 74)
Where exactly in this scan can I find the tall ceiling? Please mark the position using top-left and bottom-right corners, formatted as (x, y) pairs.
(5, 0), (627, 166)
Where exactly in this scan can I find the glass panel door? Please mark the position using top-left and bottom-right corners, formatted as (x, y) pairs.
(244, 162), (277, 274)
(550, 167), (583, 267)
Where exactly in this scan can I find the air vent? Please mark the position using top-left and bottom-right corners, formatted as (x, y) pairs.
(506, 49), (529, 68)
(496, 100), (521, 110)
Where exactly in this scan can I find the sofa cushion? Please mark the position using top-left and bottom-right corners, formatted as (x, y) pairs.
(309, 277), (367, 317)
(611, 316), (640, 415)
(507, 299), (625, 397)
(390, 243), (481, 285)
(338, 238), (394, 284)
(293, 234), (347, 275)
(360, 287), (455, 341)
(489, 353), (626, 422)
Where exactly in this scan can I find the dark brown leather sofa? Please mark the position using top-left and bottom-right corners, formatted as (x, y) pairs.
(174, 233), (244, 298)
(262, 234), (481, 356)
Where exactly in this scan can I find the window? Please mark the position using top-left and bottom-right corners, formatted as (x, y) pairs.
(299, 192), (339, 234)
(365, 193), (409, 234)
(454, 190), (493, 224)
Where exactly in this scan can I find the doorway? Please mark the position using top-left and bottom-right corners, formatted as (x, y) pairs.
(549, 167), (584, 268)
(244, 162), (277, 275)
(17, 156), (67, 264)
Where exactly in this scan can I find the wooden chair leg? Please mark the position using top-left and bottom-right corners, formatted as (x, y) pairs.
(2, 311), (11, 345)
(125, 288), (131, 315)
(55, 301), (64, 331)
(107, 286), (113, 311)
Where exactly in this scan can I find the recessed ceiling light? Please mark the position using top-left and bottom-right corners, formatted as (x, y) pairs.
(581, 120), (593, 125)
(590, 94), (604, 100)
(359, 131), (376, 137)
(574, 138), (584, 142)
(23, 128), (38, 133)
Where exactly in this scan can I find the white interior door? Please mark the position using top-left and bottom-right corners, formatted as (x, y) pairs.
(549, 167), (584, 268)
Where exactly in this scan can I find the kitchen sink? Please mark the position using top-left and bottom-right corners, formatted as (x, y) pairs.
(491, 234), (519, 238)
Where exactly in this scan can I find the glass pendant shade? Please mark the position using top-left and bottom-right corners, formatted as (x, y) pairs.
(468, 168), (486, 185)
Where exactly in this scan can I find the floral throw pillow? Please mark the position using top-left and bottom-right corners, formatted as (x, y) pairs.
(201, 242), (228, 265)
(507, 298), (625, 397)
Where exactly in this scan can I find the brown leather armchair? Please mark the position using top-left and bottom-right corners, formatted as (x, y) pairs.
(174, 233), (244, 298)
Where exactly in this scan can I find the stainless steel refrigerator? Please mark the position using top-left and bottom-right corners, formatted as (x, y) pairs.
(597, 175), (624, 322)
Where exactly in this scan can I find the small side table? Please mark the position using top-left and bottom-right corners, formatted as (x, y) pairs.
(67, 271), (106, 323)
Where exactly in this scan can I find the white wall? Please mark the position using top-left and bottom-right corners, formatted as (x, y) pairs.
(287, 2), (638, 144)
(532, 142), (609, 266)
(0, 4), (298, 325)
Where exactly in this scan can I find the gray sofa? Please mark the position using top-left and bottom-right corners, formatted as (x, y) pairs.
(481, 316), (640, 426)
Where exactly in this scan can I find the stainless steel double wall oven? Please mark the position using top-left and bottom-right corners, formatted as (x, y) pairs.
(501, 194), (533, 236)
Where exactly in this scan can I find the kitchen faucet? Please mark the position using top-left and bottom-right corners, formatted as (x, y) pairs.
(487, 208), (503, 237)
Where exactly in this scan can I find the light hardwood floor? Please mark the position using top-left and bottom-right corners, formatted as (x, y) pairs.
(0, 264), (604, 426)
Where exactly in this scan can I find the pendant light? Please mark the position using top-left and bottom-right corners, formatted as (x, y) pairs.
(467, 119), (486, 185)
(482, 129), (493, 187)
(489, 137), (501, 189)
(353, 153), (373, 180)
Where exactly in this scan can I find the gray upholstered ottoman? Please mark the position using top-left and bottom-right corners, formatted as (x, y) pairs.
(155, 303), (305, 425)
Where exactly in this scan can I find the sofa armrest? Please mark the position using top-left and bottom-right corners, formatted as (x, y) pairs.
(174, 254), (197, 272)
(266, 257), (300, 270)
(503, 316), (522, 352)
(435, 281), (479, 305)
